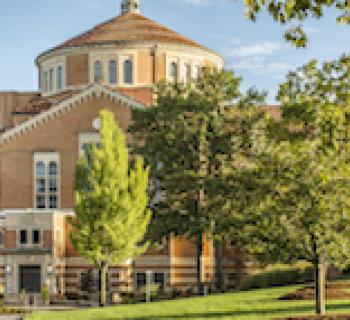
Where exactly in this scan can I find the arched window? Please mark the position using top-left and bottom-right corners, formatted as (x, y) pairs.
(169, 62), (178, 81)
(57, 65), (63, 91)
(49, 68), (54, 92)
(109, 60), (117, 84)
(34, 154), (60, 209)
(94, 60), (103, 82)
(185, 64), (191, 83)
(123, 59), (133, 84)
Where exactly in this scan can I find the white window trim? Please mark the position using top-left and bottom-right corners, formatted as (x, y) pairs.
(89, 51), (137, 87)
(34, 152), (60, 210)
(79, 132), (100, 156)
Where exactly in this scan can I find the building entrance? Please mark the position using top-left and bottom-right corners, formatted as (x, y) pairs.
(19, 266), (41, 293)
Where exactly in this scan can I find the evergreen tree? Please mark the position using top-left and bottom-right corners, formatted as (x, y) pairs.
(129, 70), (265, 292)
(71, 110), (151, 306)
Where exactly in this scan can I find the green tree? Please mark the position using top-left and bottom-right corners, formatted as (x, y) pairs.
(129, 70), (265, 292)
(71, 110), (151, 306)
(242, 0), (350, 47)
(227, 55), (350, 316)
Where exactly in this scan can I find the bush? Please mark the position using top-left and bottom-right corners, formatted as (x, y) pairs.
(41, 285), (50, 305)
(241, 267), (314, 290)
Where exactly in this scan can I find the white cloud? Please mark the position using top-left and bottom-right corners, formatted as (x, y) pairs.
(229, 58), (293, 75)
(227, 42), (283, 57)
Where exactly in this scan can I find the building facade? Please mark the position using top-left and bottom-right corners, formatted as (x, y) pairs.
(0, 0), (244, 302)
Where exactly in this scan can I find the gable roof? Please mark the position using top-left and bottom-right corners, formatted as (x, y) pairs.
(0, 83), (145, 145)
(38, 13), (218, 59)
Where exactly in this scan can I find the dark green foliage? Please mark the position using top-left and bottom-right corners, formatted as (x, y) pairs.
(241, 268), (314, 291)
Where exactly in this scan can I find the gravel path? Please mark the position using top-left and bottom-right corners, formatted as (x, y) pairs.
(0, 316), (22, 320)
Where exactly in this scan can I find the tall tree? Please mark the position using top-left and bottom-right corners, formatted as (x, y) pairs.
(226, 55), (350, 316)
(71, 110), (151, 306)
(129, 70), (265, 293)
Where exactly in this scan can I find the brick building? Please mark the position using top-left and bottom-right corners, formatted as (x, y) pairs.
(0, 0), (244, 302)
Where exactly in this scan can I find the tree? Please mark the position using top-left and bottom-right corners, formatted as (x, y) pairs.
(242, 0), (350, 47)
(129, 70), (265, 292)
(226, 55), (350, 316)
(71, 110), (151, 306)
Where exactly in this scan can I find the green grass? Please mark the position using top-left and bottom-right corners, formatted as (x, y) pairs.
(25, 285), (350, 320)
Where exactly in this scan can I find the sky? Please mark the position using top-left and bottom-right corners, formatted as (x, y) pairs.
(0, 0), (349, 103)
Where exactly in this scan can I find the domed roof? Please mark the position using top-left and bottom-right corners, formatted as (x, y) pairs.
(43, 13), (215, 56)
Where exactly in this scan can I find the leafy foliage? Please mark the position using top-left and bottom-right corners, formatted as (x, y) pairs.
(71, 110), (151, 304)
(129, 70), (266, 243)
(243, 0), (350, 47)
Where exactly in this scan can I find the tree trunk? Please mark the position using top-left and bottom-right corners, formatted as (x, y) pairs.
(100, 262), (108, 307)
(196, 231), (204, 295)
(314, 257), (326, 316)
(215, 239), (223, 291)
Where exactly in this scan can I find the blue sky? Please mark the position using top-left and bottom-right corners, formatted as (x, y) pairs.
(0, 0), (349, 103)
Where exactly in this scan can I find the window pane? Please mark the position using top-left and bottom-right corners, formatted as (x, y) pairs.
(94, 61), (103, 82)
(20, 230), (27, 244)
(124, 60), (133, 84)
(49, 161), (58, 175)
(49, 179), (57, 192)
(33, 230), (40, 244)
(36, 195), (46, 209)
(36, 178), (46, 193)
(49, 195), (58, 209)
(36, 161), (45, 177)
(109, 60), (117, 84)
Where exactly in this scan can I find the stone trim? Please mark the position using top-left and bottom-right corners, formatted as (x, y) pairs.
(0, 83), (145, 144)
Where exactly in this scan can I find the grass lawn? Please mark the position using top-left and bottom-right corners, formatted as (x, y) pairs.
(25, 285), (350, 320)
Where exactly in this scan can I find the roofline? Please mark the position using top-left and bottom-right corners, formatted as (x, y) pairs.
(0, 83), (145, 145)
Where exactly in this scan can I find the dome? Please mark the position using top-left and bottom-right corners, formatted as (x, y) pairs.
(35, 2), (224, 99)
(38, 13), (217, 59)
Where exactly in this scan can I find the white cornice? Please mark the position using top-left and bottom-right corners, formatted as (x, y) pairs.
(36, 41), (225, 67)
(0, 83), (145, 145)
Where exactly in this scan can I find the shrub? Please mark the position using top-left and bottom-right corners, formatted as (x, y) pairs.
(241, 267), (314, 290)
(41, 285), (50, 305)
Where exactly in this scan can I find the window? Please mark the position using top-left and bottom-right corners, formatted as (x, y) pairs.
(20, 230), (27, 244)
(123, 59), (133, 84)
(185, 64), (191, 84)
(57, 65), (63, 91)
(44, 71), (48, 92)
(32, 229), (41, 244)
(194, 65), (202, 79)
(109, 60), (117, 84)
(79, 133), (100, 156)
(34, 153), (60, 209)
(169, 62), (178, 81)
(49, 68), (54, 92)
(94, 60), (103, 82)
(0, 229), (4, 246)
(136, 273), (146, 290)
(154, 273), (165, 291)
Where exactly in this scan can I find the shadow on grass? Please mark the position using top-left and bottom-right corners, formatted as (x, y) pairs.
(93, 302), (350, 320)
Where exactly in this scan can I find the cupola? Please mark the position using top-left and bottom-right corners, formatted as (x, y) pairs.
(121, 0), (140, 14)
